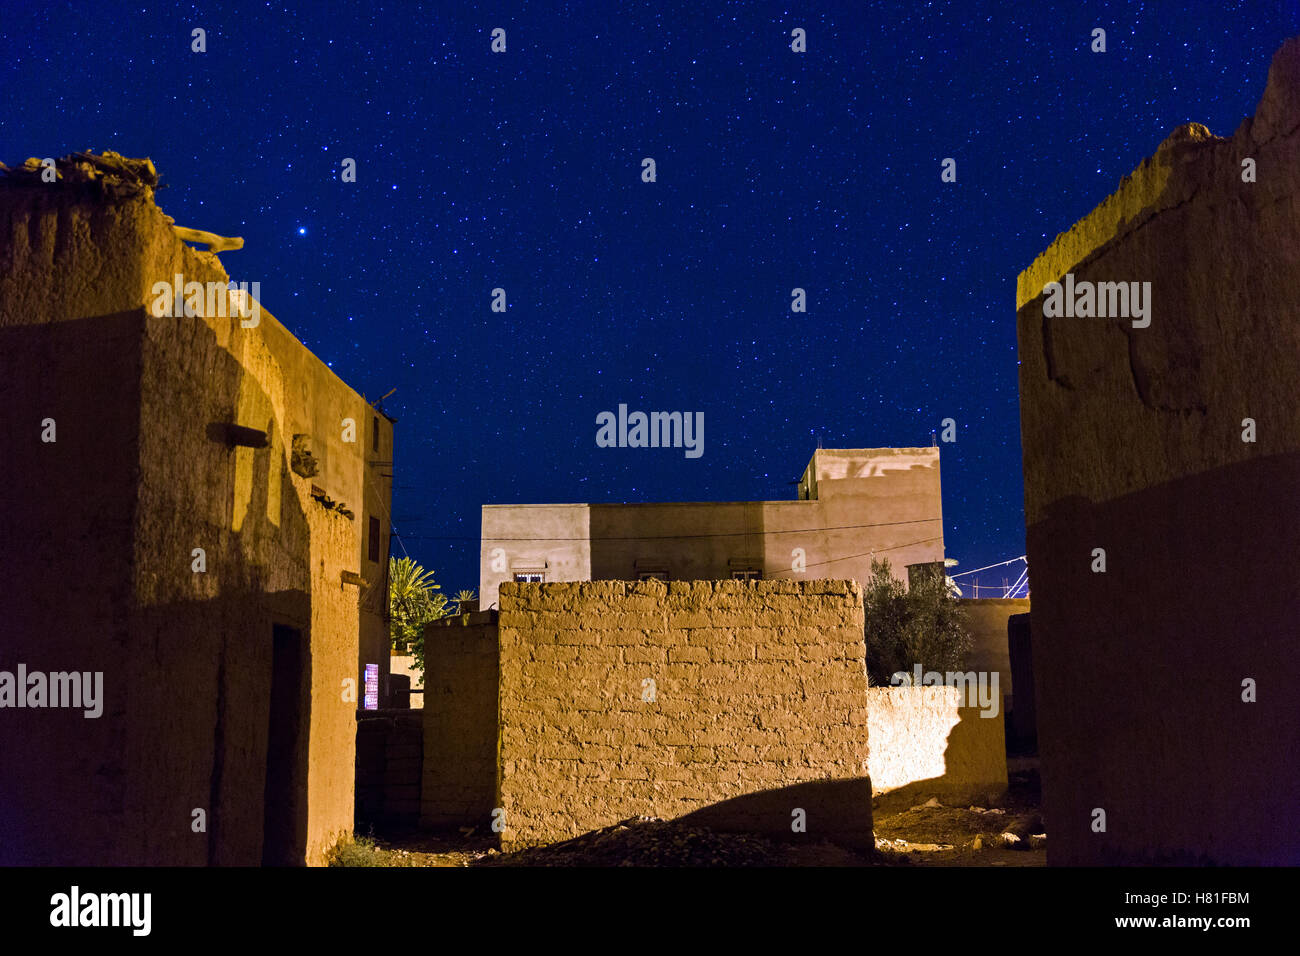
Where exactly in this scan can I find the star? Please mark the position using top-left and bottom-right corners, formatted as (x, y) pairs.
(7, 2), (1272, 594)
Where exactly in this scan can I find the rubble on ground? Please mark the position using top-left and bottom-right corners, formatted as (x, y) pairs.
(476, 816), (791, 867)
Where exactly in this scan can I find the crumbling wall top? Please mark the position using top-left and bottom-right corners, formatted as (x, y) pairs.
(1015, 35), (1300, 311)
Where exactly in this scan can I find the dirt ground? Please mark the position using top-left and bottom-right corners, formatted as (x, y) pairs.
(870, 764), (1046, 867)
(348, 765), (1045, 867)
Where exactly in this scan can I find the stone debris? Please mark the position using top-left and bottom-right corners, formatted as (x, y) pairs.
(995, 825), (1047, 851)
(906, 797), (945, 812)
(1004, 812), (1045, 842)
(875, 836), (953, 853)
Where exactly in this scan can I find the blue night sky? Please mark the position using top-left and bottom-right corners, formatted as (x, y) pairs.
(4, 1), (1295, 594)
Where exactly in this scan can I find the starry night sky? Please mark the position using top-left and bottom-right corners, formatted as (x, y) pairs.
(4, 1), (1296, 594)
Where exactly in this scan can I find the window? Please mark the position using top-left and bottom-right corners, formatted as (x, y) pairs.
(368, 516), (381, 562)
(638, 570), (669, 582)
(372, 416), (379, 452)
(513, 571), (545, 583)
(731, 569), (762, 581)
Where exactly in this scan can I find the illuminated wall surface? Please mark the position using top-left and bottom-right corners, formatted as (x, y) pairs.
(0, 159), (392, 865)
(493, 579), (875, 850)
(1015, 39), (1300, 864)
(866, 686), (1007, 801)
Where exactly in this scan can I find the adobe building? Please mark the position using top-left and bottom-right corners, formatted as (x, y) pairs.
(480, 447), (945, 606)
(1016, 38), (1300, 865)
(0, 153), (393, 865)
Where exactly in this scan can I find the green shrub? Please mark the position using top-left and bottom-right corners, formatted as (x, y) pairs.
(325, 832), (415, 867)
(863, 557), (971, 685)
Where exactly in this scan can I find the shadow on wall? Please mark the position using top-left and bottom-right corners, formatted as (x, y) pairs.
(1029, 453), (1300, 865)
(0, 311), (317, 865)
(126, 593), (312, 867)
(869, 697), (1008, 815)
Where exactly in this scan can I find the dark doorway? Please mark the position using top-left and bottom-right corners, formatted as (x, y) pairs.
(263, 624), (308, 866)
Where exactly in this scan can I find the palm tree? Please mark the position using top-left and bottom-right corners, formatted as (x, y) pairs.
(388, 556), (448, 653)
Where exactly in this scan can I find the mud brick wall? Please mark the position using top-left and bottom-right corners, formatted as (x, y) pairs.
(420, 614), (500, 829)
(496, 579), (873, 849)
(356, 711), (423, 825)
(1015, 39), (1300, 864)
